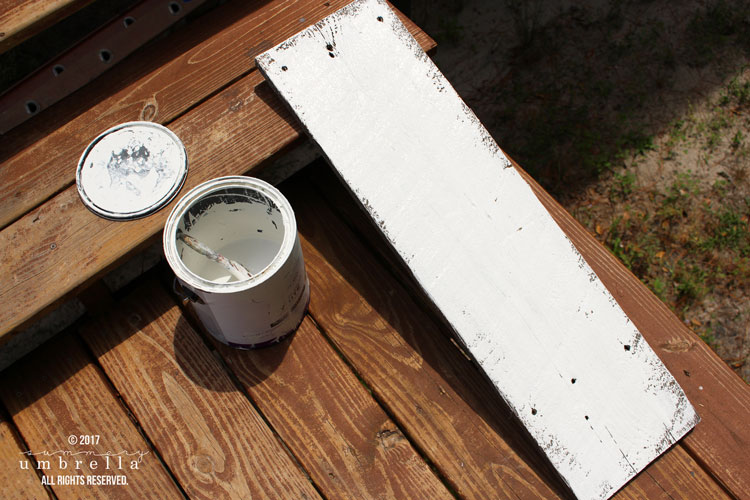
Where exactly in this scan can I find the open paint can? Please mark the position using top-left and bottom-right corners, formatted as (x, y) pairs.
(163, 176), (309, 348)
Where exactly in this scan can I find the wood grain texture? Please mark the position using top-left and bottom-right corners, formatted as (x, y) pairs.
(257, 2), (698, 497)
(0, 333), (181, 499)
(0, 0), (434, 342)
(0, 0), (432, 230)
(614, 445), (730, 500)
(214, 316), (453, 500)
(0, 414), (50, 499)
(511, 157), (750, 497)
(283, 172), (731, 500)
(0, 0), (94, 52)
(78, 281), (321, 500)
(0, 0), (210, 134)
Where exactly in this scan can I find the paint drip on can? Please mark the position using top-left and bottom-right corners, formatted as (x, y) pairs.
(163, 176), (309, 348)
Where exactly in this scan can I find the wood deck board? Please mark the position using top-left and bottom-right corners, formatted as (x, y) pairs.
(0, 0), (94, 53)
(285, 167), (733, 500)
(213, 316), (454, 500)
(78, 281), (322, 499)
(0, 414), (50, 499)
(0, 333), (181, 499)
(0, 0), (431, 230)
(0, 2), (434, 346)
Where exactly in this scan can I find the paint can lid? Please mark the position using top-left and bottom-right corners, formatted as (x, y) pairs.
(76, 121), (188, 220)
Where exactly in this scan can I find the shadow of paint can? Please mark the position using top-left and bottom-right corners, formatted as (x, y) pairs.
(163, 176), (309, 348)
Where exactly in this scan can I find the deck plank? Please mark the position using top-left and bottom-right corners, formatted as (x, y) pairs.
(78, 281), (322, 500)
(0, 0), (432, 230)
(282, 170), (732, 500)
(0, 414), (50, 499)
(0, 333), (181, 499)
(0, 2), (434, 345)
(214, 316), (454, 500)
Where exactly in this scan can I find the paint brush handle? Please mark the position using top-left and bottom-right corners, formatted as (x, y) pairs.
(176, 231), (253, 281)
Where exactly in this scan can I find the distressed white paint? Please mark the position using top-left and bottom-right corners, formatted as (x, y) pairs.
(257, 1), (698, 498)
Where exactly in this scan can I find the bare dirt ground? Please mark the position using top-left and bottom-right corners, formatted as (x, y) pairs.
(411, 0), (750, 381)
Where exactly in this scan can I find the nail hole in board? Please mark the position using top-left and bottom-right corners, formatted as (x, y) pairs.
(99, 49), (112, 63)
(585, 415), (589, 420)
(624, 344), (631, 351)
(326, 43), (333, 51)
(377, 16), (384, 22)
(571, 378), (577, 384)
(329, 52), (335, 58)
(123, 16), (135, 28)
(281, 65), (288, 71)
(168, 2), (181, 14)
(531, 408), (537, 415)
(52, 65), (65, 76)
(25, 100), (39, 114)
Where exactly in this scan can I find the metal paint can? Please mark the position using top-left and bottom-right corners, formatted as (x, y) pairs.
(163, 176), (309, 348)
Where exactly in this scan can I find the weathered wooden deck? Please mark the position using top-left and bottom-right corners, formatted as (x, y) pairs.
(0, 1), (748, 499)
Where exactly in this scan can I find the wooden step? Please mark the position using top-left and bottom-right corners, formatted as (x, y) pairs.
(0, 1), (435, 343)
(0, 0), (211, 134)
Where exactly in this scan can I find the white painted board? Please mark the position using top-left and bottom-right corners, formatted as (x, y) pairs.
(256, 1), (699, 498)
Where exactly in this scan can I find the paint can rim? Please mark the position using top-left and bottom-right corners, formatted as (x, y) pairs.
(163, 176), (297, 293)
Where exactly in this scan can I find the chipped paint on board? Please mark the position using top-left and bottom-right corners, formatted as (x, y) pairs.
(256, 1), (699, 498)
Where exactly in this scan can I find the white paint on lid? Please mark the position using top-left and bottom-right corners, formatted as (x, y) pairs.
(76, 121), (187, 220)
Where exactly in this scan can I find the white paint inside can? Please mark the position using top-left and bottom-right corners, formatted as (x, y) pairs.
(164, 176), (309, 348)
(177, 187), (285, 284)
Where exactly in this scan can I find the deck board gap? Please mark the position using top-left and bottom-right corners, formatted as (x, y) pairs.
(679, 442), (739, 500)
(161, 66), (260, 131)
(203, 325), (326, 498)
